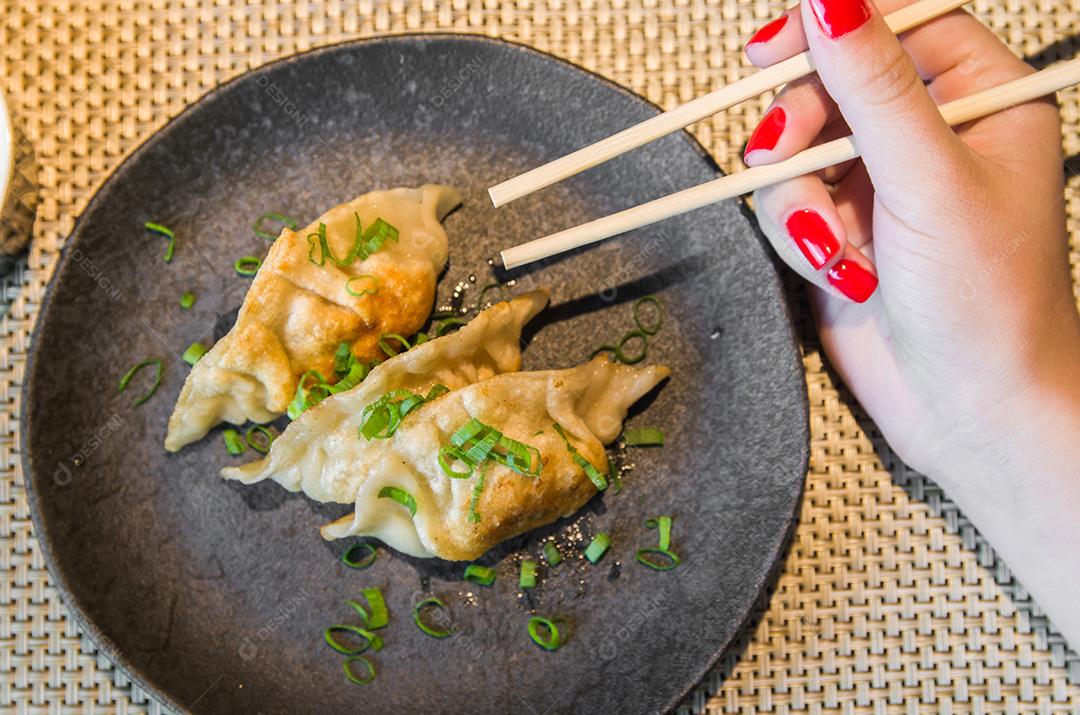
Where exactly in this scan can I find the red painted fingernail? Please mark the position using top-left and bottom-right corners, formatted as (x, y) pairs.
(745, 106), (786, 157)
(808, 0), (871, 39)
(747, 14), (789, 47)
(827, 259), (878, 302)
(785, 209), (840, 270)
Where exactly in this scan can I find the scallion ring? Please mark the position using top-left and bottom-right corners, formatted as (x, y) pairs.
(436, 317), (468, 336)
(323, 624), (383, 655)
(144, 222), (176, 263)
(347, 587), (388, 629)
(378, 333), (411, 357)
(245, 425), (274, 454)
(118, 358), (164, 406)
(181, 342), (208, 366)
(623, 427), (665, 447)
(463, 564), (495, 586)
(583, 532), (611, 564)
(346, 274), (379, 297)
(340, 542), (377, 569)
(519, 559), (538, 589)
(614, 329), (648, 364)
(542, 541), (562, 567)
(645, 515), (674, 551)
(632, 295), (665, 335)
(635, 548), (681, 571)
(253, 212), (298, 241)
(412, 597), (456, 638)
(342, 656), (376, 686)
(438, 445), (474, 479)
(223, 428), (246, 456)
(377, 486), (417, 517)
(234, 256), (261, 276)
(179, 291), (196, 309)
(527, 616), (563, 651)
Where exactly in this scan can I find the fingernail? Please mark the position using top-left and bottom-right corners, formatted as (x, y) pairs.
(827, 259), (878, 302)
(785, 209), (840, 269)
(747, 14), (788, 48)
(745, 106), (786, 157)
(808, 0), (871, 39)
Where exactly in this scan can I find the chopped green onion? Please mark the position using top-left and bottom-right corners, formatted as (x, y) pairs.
(223, 428), (245, 456)
(449, 419), (541, 478)
(307, 223), (329, 266)
(378, 333), (411, 357)
(552, 423), (607, 490)
(542, 541), (562, 567)
(118, 358), (164, 406)
(412, 597), (456, 638)
(144, 222), (176, 263)
(632, 295), (665, 335)
(464, 564), (495, 586)
(636, 515), (680, 570)
(342, 656), (376, 686)
(438, 446), (474, 479)
(346, 274), (379, 297)
(467, 462), (488, 523)
(377, 486), (417, 517)
(181, 342), (209, 366)
(323, 624), (383, 655)
(623, 427), (665, 447)
(608, 462), (623, 495)
(615, 329), (648, 364)
(287, 370), (327, 419)
(435, 317), (468, 336)
(340, 542), (377, 569)
(527, 617), (562, 651)
(253, 212), (298, 241)
(635, 548), (681, 570)
(347, 587), (388, 629)
(584, 533), (611, 564)
(519, 559), (538, 589)
(334, 343), (353, 377)
(646, 515), (673, 551)
(245, 424), (274, 454)
(234, 256), (261, 276)
(308, 215), (399, 268)
(179, 291), (196, 309)
(360, 385), (447, 441)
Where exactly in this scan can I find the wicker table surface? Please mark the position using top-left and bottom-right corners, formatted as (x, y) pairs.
(1, 1), (1078, 713)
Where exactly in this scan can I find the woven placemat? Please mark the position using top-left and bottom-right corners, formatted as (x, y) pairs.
(1, 1), (1078, 713)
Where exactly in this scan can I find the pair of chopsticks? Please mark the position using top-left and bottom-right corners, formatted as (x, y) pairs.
(493, 0), (1080, 269)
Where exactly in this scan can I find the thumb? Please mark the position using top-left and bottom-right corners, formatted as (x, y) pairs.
(801, 0), (967, 208)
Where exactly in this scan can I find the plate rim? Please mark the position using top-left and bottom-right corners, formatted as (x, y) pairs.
(20, 32), (809, 714)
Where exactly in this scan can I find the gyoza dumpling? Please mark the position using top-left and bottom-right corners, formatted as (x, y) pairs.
(220, 290), (551, 501)
(165, 184), (461, 452)
(320, 358), (670, 561)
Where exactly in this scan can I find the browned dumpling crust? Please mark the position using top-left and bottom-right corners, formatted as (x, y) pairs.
(164, 184), (461, 452)
(320, 358), (670, 561)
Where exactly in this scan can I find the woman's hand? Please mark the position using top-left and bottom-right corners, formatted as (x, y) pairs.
(744, 0), (1080, 644)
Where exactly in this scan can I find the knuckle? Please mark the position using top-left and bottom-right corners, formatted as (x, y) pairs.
(847, 41), (923, 111)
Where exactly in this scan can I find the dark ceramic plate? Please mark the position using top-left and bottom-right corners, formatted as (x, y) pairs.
(23, 35), (807, 714)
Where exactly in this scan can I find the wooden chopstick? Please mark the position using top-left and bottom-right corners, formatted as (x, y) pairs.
(500, 58), (1080, 269)
(488, 0), (971, 208)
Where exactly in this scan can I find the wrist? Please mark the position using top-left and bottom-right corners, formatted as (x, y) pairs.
(933, 322), (1080, 495)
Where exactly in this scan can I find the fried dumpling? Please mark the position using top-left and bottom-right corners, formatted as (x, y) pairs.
(165, 184), (462, 452)
(220, 290), (551, 501)
(320, 358), (670, 561)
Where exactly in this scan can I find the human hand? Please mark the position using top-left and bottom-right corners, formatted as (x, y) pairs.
(743, 0), (1080, 480)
